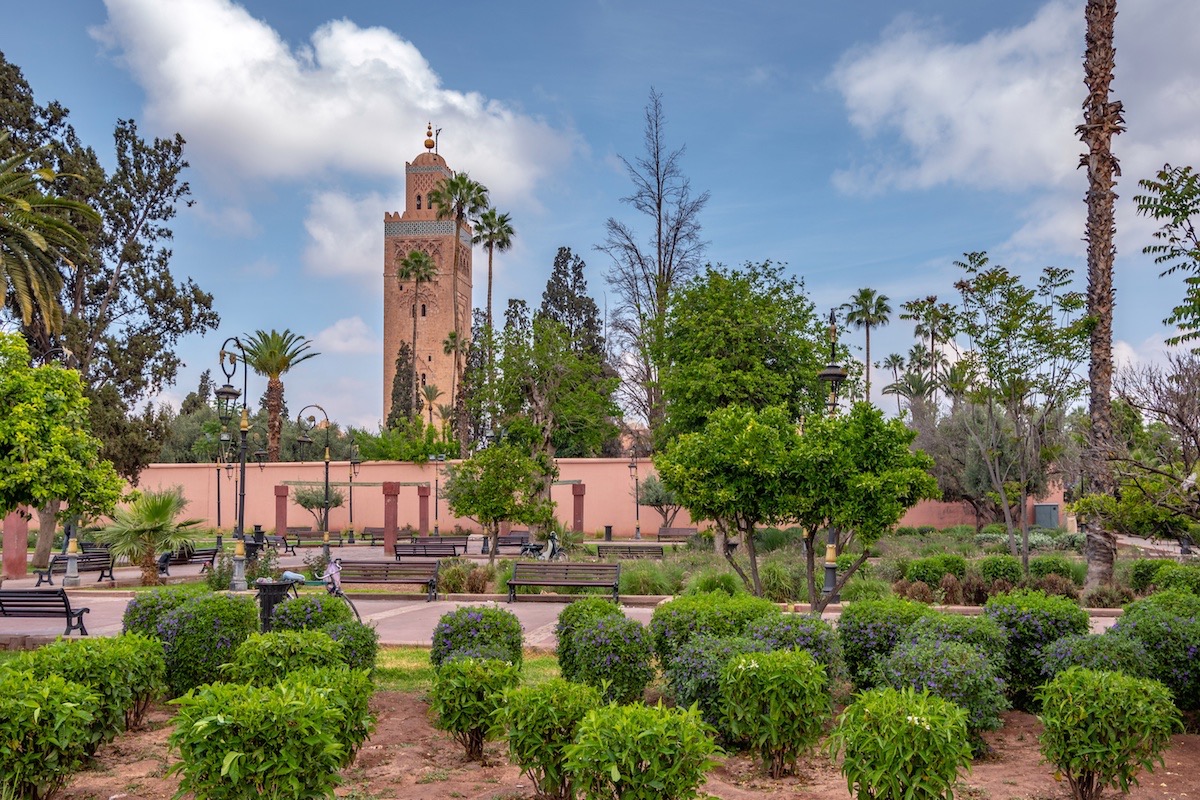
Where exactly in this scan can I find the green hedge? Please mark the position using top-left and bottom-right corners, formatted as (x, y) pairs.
(649, 593), (780, 665)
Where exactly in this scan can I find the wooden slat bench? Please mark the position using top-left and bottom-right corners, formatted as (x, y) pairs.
(158, 546), (220, 576)
(264, 534), (294, 555)
(394, 542), (462, 559)
(0, 589), (90, 635)
(507, 562), (621, 603)
(656, 527), (698, 543)
(596, 543), (665, 559)
(360, 527), (385, 546)
(286, 529), (343, 549)
(34, 552), (114, 587)
(336, 560), (439, 601)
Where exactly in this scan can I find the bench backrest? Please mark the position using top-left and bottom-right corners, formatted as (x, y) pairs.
(339, 561), (437, 579)
(511, 562), (619, 583)
(597, 545), (664, 558)
(395, 543), (459, 556)
(411, 535), (468, 545)
(0, 588), (71, 611)
(49, 551), (111, 569)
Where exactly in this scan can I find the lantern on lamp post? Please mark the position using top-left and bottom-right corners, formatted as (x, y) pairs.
(817, 309), (847, 603)
(215, 337), (250, 591)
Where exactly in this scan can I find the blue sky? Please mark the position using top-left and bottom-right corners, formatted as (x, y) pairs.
(3, 0), (1198, 428)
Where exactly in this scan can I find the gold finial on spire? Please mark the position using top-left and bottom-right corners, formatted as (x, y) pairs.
(424, 123), (435, 151)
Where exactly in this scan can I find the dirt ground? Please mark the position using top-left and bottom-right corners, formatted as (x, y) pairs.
(61, 694), (1200, 800)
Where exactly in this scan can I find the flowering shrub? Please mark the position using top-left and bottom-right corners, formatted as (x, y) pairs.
(323, 620), (380, 672)
(837, 597), (934, 688)
(158, 593), (258, 697)
(743, 613), (844, 680)
(984, 589), (1089, 709)
(430, 657), (521, 761)
(1039, 668), (1181, 800)
(721, 650), (830, 777)
(1108, 593), (1200, 710)
(223, 630), (345, 685)
(499, 679), (602, 800)
(555, 598), (622, 682)
(122, 586), (200, 638)
(873, 638), (1008, 751)
(572, 615), (655, 703)
(828, 687), (972, 800)
(906, 612), (1008, 668)
(666, 634), (770, 737)
(430, 605), (523, 668)
(270, 594), (354, 632)
(976, 554), (1022, 585)
(1039, 632), (1149, 680)
(650, 593), (780, 665)
(565, 703), (717, 800)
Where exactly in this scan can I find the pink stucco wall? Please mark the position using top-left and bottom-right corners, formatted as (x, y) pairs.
(135, 458), (1064, 537)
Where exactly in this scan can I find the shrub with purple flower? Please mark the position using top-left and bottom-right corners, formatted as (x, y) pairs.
(744, 613), (845, 680)
(906, 611), (1008, 669)
(873, 637), (1008, 752)
(1039, 632), (1149, 681)
(157, 593), (258, 697)
(1109, 593), (1200, 710)
(270, 594), (355, 632)
(837, 597), (935, 688)
(122, 586), (201, 639)
(666, 634), (770, 737)
(555, 598), (622, 682)
(572, 615), (654, 704)
(649, 593), (780, 665)
(983, 589), (1089, 710)
(323, 620), (380, 673)
(431, 605), (523, 668)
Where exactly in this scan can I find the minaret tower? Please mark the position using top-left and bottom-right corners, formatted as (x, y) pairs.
(382, 125), (473, 422)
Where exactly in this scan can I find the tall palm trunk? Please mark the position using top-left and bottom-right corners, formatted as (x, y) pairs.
(486, 242), (495, 348)
(1080, 0), (1124, 590)
(411, 297), (420, 420)
(864, 325), (872, 401)
(266, 377), (284, 460)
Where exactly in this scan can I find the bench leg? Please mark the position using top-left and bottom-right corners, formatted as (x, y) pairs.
(66, 610), (88, 636)
(35, 572), (52, 587)
(507, 585), (516, 603)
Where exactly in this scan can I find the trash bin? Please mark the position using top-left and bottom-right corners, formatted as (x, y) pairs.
(256, 579), (295, 632)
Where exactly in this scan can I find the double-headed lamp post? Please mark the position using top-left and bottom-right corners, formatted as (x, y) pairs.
(215, 338), (251, 591)
(628, 452), (641, 540)
(817, 309), (848, 603)
(297, 404), (332, 539)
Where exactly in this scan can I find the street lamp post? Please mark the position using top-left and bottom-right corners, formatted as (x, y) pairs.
(818, 309), (847, 603)
(431, 454), (447, 536)
(628, 452), (641, 540)
(297, 405), (332, 534)
(347, 444), (361, 542)
(215, 338), (251, 591)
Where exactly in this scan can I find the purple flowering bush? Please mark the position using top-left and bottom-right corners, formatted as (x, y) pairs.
(270, 594), (355, 632)
(873, 638), (1008, 751)
(157, 593), (258, 697)
(1108, 591), (1200, 710)
(649, 593), (780, 665)
(323, 620), (380, 672)
(1038, 632), (1149, 681)
(744, 613), (845, 680)
(122, 586), (201, 638)
(906, 611), (1008, 668)
(983, 589), (1089, 709)
(431, 605), (523, 668)
(572, 615), (654, 703)
(666, 634), (770, 737)
(837, 597), (935, 688)
(555, 598), (623, 682)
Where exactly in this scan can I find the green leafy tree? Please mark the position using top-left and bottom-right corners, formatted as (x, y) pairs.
(96, 486), (202, 586)
(241, 329), (319, 461)
(350, 417), (454, 463)
(386, 341), (418, 429)
(842, 287), (891, 402)
(655, 261), (830, 445)
(0, 131), (98, 331)
(444, 442), (556, 564)
(1135, 164), (1200, 345)
(291, 485), (346, 532)
(788, 403), (938, 611)
(397, 248), (437, 417)
(599, 88), (709, 435)
(0, 333), (121, 567)
(538, 247), (606, 360)
(950, 253), (1088, 568)
(638, 473), (682, 529)
(472, 207), (514, 345)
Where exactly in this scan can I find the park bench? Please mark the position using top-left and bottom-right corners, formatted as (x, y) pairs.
(0, 588), (90, 636)
(359, 527), (385, 546)
(157, 546), (220, 576)
(507, 562), (621, 603)
(596, 543), (664, 560)
(336, 560), (439, 601)
(483, 531), (530, 554)
(286, 528), (343, 549)
(394, 542), (462, 559)
(656, 527), (697, 543)
(34, 551), (114, 587)
(264, 534), (294, 555)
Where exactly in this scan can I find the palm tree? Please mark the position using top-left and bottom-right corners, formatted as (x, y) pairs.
(96, 487), (202, 587)
(428, 172), (489, 394)
(1079, 0), (1123, 589)
(398, 249), (437, 418)
(842, 288), (892, 402)
(442, 330), (462, 404)
(900, 295), (956, 398)
(0, 132), (98, 332)
(241, 329), (319, 460)
(436, 402), (455, 433)
(881, 353), (906, 414)
(422, 384), (443, 426)
(472, 207), (514, 346)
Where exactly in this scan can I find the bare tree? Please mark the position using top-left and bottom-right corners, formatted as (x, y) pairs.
(598, 89), (709, 438)
(1079, 0), (1124, 589)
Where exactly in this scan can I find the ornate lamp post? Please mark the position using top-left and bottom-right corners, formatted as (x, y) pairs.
(431, 454), (447, 536)
(347, 444), (361, 540)
(818, 309), (847, 603)
(215, 338), (251, 591)
(628, 452), (641, 540)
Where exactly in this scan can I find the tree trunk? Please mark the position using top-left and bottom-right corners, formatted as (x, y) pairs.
(266, 376), (284, 460)
(411, 292), (420, 420)
(32, 501), (61, 569)
(140, 551), (160, 587)
(1080, 0), (1123, 590)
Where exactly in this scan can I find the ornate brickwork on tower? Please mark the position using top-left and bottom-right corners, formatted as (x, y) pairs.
(382, 126), (473, 422)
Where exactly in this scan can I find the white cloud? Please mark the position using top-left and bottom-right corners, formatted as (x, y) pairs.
(303, 190), (394, 279)
(313, 317), (379, 355)
(189, 199), (259, 237)
(93, 0), (579, 204)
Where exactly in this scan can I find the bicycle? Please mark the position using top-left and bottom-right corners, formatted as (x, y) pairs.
(320, 558), (362, 622)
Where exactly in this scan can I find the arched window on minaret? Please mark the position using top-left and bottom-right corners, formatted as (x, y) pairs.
(421, 303), (427, 317)
(416, 194), (422, 209)
(421, 373), (427, 386)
